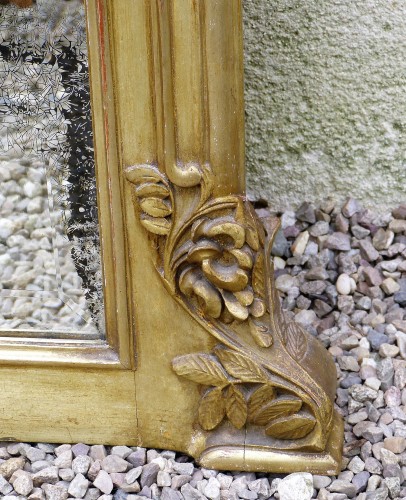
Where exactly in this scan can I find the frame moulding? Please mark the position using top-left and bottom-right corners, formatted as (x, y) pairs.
(0, 0), (343, 472)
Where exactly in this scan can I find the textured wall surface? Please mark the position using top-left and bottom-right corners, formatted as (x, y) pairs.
(243, 0), (406, 211)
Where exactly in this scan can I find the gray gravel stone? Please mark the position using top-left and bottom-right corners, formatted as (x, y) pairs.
(71, 443), (90, 458)
(41, 483), (69, 500)
(352, 471), (370, 493)
(140, 463), (160, 488)
(27, 447), (47, 463)
(328, 479), (357, 498)
(181, 483), (206, 500)
(33, 467), (59, 486)
(161, 487), (182, 500)
(102, 455), (129, 474)
(325, 232), (351, 251)
(127, 450), (146, 468)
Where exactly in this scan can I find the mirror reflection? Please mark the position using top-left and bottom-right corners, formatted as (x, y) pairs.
(0, 0), (105, 337)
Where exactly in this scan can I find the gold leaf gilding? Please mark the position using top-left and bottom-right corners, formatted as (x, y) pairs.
(265, 413), (316, 440)
(172, 353), (229, 387)
(251, 395), (302, 425)
(248, 384), (276, 423)
(225, 384), (247, 429)
(198, 387), (225, 431)
(140, 215), (171, 235)
(215, 347), (267, 383)
(140, 198), (172, 218)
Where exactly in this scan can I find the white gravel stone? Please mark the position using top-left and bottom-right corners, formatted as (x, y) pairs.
(101, 454), (129, 473)
(58, 468), (74, 482)
(41, 483), (68, 500)
(126, 466), (142, 484)
(111, 446), (132, 459)
(13, 470), (33, 496)
(93, 470), (113, 495)
(68, 473), (89, 498)
(89, 445), (107, 462)
(204, 477), (221, 500)
(26, 447), (46, 463)
(54, 450), (72, 469)
(336, 273), (352, 295)
(72, 455), (92, 475)
(171, 461), (194, 476)
(157, 470), (171, 487)
(0, 475), (13, 495)
(32, 466), (59, 486)
(291, 230), (309, 256)
(277, 473), (313, 500)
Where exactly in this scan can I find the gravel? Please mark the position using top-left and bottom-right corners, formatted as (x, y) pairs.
(2, 198), (406, 500)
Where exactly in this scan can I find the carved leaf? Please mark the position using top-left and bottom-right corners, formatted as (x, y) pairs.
(263, 217), (281, 248)
(225, 384), (247, 429)
(140, 198), (172, 217)
(220, 290), (249, 321)
(178, 267), (199, 295)
(246, 226), (260, 253)
(202, 260), (249, 293)
(126, 165), (166, 184)
(235, 199), (245, 225)
(198, 387), (225, 431)
(285, 321), (308, 362)
(250, 298), (266, 318)
(204, 218), (245, 249)
(171, 241), (194, 272)
(193, 279), (223, 319)
(214, 347), (268, 383)
(252, 253), (265, 299)
(265, 413), (316, 440)
(248, 318), (273, 348)
(248, 384), (276, 423)
(229, 246), (254, 270)
(188, 239), (222, 263)
(234, 200), (262, 251)
(269, 260), (288, 338)
(136, 182), (170, 198)
(250, 395), (302, 425)
(245, 203), (261, 251)
(234, 289), (254, 307)
(140, 215), (171, 235)
(172, 353), (230, 386)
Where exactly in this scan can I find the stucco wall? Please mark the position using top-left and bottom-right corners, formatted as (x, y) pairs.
(243, 0), (406, 211)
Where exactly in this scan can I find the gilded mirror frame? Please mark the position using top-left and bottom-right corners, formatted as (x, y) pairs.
(0, 0), (343, 474)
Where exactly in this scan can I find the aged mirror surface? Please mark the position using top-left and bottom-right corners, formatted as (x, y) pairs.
(0, 0), (104, 338)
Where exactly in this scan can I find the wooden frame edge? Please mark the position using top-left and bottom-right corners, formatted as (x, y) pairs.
(0, 0), (134, 369)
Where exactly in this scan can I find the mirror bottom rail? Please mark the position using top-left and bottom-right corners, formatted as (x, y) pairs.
(0, 366), (342, 474)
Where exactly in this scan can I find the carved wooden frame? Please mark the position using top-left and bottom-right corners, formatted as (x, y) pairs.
(0, 0), (343, 473)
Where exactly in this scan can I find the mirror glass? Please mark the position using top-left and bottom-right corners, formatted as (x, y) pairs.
(0, 0), (105, 338)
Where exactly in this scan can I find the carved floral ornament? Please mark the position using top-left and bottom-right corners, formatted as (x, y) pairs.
(125, 163), (334, 447)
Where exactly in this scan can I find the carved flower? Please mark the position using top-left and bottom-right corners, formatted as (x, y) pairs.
(179, 216), (265, 321)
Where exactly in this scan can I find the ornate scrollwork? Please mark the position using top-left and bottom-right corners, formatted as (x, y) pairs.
(125, 164), (335, 448)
